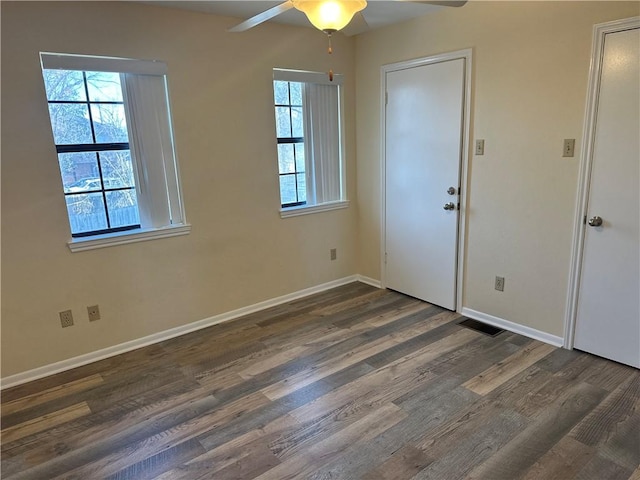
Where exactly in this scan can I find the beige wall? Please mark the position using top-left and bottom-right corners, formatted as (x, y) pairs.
(1, 2), (358, 377)
(356, 2), (639, 337)
(3, 1), (639, 380)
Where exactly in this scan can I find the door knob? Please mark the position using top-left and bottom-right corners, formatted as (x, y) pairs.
(447, 187), (457, 195)
(443, 202), (456, 211)
(588, 216), (603, 227)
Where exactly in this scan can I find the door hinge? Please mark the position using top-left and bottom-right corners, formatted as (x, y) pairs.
(385, 91), (388, 105)
(384, 252), (388, 264)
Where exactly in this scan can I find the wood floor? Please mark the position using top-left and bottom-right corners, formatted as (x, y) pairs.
(2, 282), (639, 479)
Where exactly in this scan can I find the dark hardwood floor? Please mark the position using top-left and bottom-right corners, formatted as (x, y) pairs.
(1, 282), (638, 479)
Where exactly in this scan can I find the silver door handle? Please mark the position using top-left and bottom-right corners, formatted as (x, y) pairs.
(443, 202), (456, 211)
(588, 216), (603, 227)
(447, 187), (457, 195)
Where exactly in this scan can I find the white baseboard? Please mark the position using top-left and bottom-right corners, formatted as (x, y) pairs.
(4, 281), (568, 388)
(2, 275), (382, 390)
(355, 275), (382, 288)
(460, 307), (564, 347)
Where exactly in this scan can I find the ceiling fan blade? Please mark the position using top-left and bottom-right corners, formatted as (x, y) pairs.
(228, 1), (294, 32)
(405, 1), (468, 6)
(341, 11), (370, 36)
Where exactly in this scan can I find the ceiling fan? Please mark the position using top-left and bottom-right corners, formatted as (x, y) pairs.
(229, 0), (466, 81)
(229, 1), (467, 36)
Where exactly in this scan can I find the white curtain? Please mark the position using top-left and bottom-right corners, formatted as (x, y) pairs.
(304, 83), (342, 205)
(122, 74), (183, 228)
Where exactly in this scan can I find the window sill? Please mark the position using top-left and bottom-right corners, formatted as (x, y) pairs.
(67, 224), (191, 252)
(280, 200), (350, 218)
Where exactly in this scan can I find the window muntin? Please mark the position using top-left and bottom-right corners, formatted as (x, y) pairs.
(273, 69), (346, 213)
(43, 69), (140, 237)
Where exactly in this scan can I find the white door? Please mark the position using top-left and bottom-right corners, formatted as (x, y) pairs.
(384, 58), (465, 310)
(574, 26), (640, 368)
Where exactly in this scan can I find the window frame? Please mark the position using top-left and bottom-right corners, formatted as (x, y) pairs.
(46, 70), (140, 238)
(274, 81), (306, 208)
(40, 52), (190, 251)
(273, 69), (349, 218)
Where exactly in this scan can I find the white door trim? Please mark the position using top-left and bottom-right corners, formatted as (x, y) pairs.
(380, 48), (473, 312)
(564, 16), (640, 349)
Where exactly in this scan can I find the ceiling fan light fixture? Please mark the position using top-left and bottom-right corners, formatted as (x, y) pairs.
(292, 0), (367, 33)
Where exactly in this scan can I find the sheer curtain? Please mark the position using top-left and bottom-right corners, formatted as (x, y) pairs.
(304, 83), (342, 205)
(122, 74), (184, 228)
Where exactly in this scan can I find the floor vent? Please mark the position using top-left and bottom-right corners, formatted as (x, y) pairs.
(458, 318), (505, 337)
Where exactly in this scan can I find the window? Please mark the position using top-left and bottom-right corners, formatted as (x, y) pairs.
(273, 69), (348, 217)
(274, 80), (306, 207)
(40, 53), (188, 251)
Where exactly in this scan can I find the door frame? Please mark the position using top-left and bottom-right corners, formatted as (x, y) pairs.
(380, 49), (473, 312)
(564, 16), (640, 349)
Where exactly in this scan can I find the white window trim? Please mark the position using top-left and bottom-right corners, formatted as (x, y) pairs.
(274, 69), (348, 216)
(280, 199), (350, 218)
(273, 68), (343, 86)
(68, 224), (191, 252)
(41, 52), (167, 75)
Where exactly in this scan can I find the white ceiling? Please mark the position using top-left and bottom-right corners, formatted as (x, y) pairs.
(141, 1), (448, 36)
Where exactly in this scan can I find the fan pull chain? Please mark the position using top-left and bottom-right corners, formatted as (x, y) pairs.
(327, 33), (334, 82)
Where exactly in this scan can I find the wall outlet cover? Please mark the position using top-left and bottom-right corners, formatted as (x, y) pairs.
(87, 305), (101, 322)
(563, 139), (575, 157)
(59, 310), (74, 328)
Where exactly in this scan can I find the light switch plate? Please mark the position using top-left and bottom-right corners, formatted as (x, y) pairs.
(475, 139), (485, 156)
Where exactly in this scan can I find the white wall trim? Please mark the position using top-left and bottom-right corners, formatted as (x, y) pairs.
(355, 275), (382, 288)
(564, 16), (640, 349)
(379, 48), (473, 313)
(461, 308), (564, 347)
(3, 273), (570, 388)
(1, 275), (375, 390)
(280, 200), (350, 218)
(68, 224), (191, 252)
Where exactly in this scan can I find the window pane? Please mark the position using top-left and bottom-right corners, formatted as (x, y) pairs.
(86, 71), (123, 102)
(65, 193), (108, 234)
(274, 81), (289, 105)
(279, 175), (297, 205)
(43, 69), (86, 101)
(277, 144), (295, 174)
(296, 173), (307, 203)
(105, 190), (140, 228)
(59, 152), (99, 193)
(99, 151), (135, 188)
(91, 104), (128, 143)
(48, 103), (93, 144)
(275, 107), (292, 138)
(290, 82), (303, 105)
(291, 107), (303, 138)
(294, 143), (305, 172)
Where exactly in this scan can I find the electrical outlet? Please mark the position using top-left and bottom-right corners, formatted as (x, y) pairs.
(87, 305), (101, 322)
(563, 139), (575, 157)
(59, 310), (74, 328)
(495, 276), (505, 292)
(475, 139), (485, 155)
(330, 248), (337, 261)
